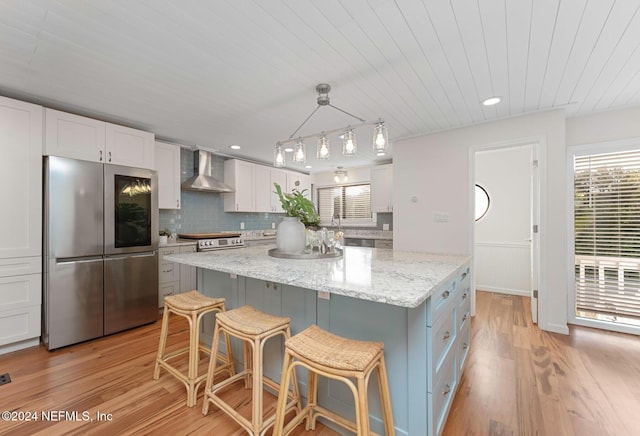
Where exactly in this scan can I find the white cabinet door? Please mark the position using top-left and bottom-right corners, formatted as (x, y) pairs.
(155, 141), (181, 209)
(0, 97), (43, 258)
(224, 159), (255, 212)
(286, 171), (308, 194)
(105, 122), (155, 169)
(270, 169), (287, 212)
(255, 164), (272, 213)
(371, 164), (393, 212)
(45, 108), (105, 163)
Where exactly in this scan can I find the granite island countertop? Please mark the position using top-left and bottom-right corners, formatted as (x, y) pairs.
(165, 246), (469, 308)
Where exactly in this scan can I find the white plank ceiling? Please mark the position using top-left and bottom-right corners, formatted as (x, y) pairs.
(1, 0), (640, 173)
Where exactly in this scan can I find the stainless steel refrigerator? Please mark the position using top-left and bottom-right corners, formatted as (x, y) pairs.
(43, 156), (159, 350)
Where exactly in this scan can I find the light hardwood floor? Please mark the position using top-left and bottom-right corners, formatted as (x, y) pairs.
(1, 292), (638, 435)
(444, 291), (640, 436)
(0, 314), (337, 436)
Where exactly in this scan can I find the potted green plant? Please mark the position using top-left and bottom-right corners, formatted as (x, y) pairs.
(159, 228), (172, 245)
(273, 183), (319, 254)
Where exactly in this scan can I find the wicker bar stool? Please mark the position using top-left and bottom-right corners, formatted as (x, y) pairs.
(273, 325), (395, 436)
(153, 290), (235, 407)
(202, 305), (301, 436)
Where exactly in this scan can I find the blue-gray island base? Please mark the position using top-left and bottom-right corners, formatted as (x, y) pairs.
(165, 246), (472, 436)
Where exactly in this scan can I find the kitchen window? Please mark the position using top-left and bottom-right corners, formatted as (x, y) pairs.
(317, 183), (374, 226)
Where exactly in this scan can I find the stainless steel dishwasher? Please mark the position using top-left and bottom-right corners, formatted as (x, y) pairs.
(344, 238), (375, 247)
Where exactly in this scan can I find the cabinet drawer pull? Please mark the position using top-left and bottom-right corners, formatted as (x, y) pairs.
(442, 384), (451, 396)
(463, 342), (468, 350)
(442, 290), (450, 299)
(461, 271), (468, 280)
(266, 282), (270, 288)
(162, 268), (173, 273)
(177, 199), (180, 207)
(99, 150), (103, 161)
(461, 292), (468, 300)
(462, 313), (469, 321)
(442, 331), (451, 341)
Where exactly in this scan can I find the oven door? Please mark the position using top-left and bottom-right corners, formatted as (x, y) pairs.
(105, 164), (158, 255)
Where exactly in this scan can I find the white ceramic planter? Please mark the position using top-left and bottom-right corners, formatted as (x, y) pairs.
(276, 217), (306, 254)
(159, 235), (168, 245)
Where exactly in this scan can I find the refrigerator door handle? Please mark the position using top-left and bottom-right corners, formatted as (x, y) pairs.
(105, 251), (156, 260)
(56, 256), (104, 264)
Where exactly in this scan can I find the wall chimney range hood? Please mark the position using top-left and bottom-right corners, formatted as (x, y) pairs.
(181, 150), (234, 193)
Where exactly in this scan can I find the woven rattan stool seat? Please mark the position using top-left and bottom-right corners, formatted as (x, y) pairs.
(216, 304), (291, 335)
(273, 325), (395, 436)
(286, 324), (383, 372)
(165, 290), (225, 311)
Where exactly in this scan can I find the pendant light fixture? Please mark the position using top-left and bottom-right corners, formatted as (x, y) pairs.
(373, 119), (388, 155)
(274, 83), (388, 167)
(342, 127), (357, 156)
(293, 139), (306, 163)
(274, 143), (285, 167)
(317, 134), (330, 159)
(334, 168), (348, 183)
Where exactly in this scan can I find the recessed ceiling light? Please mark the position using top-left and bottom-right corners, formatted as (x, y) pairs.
(376, 151), (386, 156)
(229, 144), (241, 150)
(482, 97), (501, 106)
(284, 147), (294, 153)
(305, 165), (312, 169)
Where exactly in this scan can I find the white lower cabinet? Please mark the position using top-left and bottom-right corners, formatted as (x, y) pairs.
(158, 245), (197, 308)
(426, 260), (471, 436)
(0, 258), (42, 355)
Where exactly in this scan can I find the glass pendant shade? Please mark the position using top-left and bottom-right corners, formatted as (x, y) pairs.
(342, 129), (357, 156)
(373, 121), (388, 153)
(274, 144), (285, 167)
(316, 135), (330, 159)
(293, 140), (306, 163)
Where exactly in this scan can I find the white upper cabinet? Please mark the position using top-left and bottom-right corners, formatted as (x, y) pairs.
(105, 122), (154, 168)
(253, 164), (288, 213)
(45, 108), (105, 163)
(224, 159), (255, 212)
(45, 108), (154, 169)
(286, 171), (310, 198)
(270, 170), (287, 212)
(371, 164), (393, 212)
(0, 96), (43, 259)
(155, 141), (181, 209)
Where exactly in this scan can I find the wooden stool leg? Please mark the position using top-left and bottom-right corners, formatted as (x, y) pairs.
(306, 370), (318, 431)
(251, 336), (262, 434)
(153, 307), (171, 380)
(273, 350), (294, 436)
(356, 375), (371, 436)
(202, 323), (221, 416)
(186, 311), (198, 407)
(243, 341), (251, 389)
(377, 357), (395, 435)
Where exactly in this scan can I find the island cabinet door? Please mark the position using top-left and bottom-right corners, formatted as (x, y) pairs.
(243, 278), (317, 387)
(316, 293), (410, 435)
(198, 269), (240, 350)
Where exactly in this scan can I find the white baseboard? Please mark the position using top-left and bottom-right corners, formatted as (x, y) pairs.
(476, 286), (529, 297)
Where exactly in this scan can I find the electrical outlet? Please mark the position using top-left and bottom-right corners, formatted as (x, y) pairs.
(383, 223), (390, 231)
(271, 222), (276, 229)
(435, 212), (449, 223)
(0, 373), (11, 386)
(240, 222), (244, 230)
(318, 291), (330, 300)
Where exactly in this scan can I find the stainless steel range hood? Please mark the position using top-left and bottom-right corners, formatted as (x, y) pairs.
(181, 150), (234, 193)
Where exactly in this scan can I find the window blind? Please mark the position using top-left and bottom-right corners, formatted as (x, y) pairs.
(317, 184), (372, 224)
(574, 150), (640, 326)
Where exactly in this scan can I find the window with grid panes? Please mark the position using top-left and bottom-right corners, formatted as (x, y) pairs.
(317, 184), (374, 226)
(574, 149), (640, 329)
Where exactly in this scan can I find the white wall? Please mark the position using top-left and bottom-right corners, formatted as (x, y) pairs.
(566, 106), (640, 146)
(393, 110), (567, 334)
(475, 146), (532, 296)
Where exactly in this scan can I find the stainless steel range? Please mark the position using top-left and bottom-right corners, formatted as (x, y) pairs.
(177, 232), (245, 252)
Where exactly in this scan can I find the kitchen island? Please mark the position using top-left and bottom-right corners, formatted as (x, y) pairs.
(165, 246), (471, 436)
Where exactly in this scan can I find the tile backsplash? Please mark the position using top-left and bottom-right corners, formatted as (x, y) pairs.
(159, 148), (392, 234)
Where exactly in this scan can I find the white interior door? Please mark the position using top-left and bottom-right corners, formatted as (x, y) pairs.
(531, 145), (540, 324)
